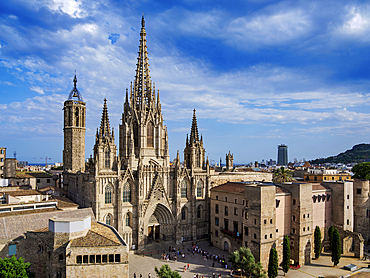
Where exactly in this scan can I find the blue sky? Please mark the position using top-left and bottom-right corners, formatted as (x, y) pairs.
(1, 0), (370, 165)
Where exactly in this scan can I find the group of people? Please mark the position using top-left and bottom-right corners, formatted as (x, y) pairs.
(137, 242), (228, 278)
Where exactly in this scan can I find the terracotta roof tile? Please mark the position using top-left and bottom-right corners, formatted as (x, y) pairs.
(275, 186), (290, 194)
(6, 190), (43, 197)
(25, 172), (53, 178)
(211, 182), (245, 193)
(51, 196), (79, 208)
(71, 222), (121, 247)
(312, 183), (331, 191)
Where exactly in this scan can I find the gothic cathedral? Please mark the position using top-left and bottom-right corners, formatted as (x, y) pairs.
(63, 16), (210, 249)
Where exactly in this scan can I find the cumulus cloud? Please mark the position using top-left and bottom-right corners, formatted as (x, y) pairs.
(1, 0), (370, 162)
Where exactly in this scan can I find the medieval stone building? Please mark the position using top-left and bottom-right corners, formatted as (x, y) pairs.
(63, 16), (210, 250)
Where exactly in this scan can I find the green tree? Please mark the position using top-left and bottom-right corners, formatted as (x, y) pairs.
(282, 235), (290, 275)
(228, 247), (266, 278)
(267, 248), (278, 278)
(0, 256), (34, 278)
(328, 225), (334, 251)
(273, 167), (293, 184)
(314, 226), (322, 259)
(154, 264), (181, 278)
(331, 228), (341, 266)
(352, 162), (370, 180)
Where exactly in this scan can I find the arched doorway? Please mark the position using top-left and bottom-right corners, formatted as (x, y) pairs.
(224, 241), (229, 251)
(147, 203), (174, 242)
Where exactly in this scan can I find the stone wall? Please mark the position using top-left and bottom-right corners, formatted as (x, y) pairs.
(66, 245), (129, 278)
(353, 180), (370, 243)
(210, 172), (272, 187)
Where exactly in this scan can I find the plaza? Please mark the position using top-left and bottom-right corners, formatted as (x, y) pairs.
(129, 241), (370, 278)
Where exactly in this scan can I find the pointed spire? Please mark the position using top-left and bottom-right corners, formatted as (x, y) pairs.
(186, 134), (189, 145)
(99, 98), (111, 139)
(125, 88), (129, 105)
(190, 109), (199, 143)
(133, 15), (151, 110)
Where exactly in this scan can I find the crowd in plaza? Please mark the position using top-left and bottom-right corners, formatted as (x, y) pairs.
(135, 242), (231, 278)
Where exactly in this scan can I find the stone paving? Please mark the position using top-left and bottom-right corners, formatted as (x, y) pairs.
(129, 241), (370, 278)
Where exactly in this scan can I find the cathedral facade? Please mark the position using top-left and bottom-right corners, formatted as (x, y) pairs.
(63, 16), (210, 250)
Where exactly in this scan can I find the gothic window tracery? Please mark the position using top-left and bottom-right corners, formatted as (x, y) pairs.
(196, 180), (203, 198)
(181, 180), (187, 198)
(106, 214), (111, 225)
(126, 213), (131, 227)
(105, 149), (110, 168)
(181, 207), (186, 220)
(105, 184), (112, 204)
(147, 122), (154, 148)
(123, 182), (131, 203)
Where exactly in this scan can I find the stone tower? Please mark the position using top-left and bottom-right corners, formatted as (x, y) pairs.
(119, 15), (169, 170)
(94, 99), (117, 173)
(63, 75), (86, 173)
(184, 109), (205, 169)
(226, 150), (233, 170)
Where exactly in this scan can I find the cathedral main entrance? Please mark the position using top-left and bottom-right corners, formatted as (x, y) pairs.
(145, 203), (174, 243)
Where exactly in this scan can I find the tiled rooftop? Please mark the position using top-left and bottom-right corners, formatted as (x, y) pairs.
(25, 172), (53, 178)
(211, 182), (245, 193)
(312, 183), (331, 191)
(51, 196), (79, 208)
(0, 208), (95, 241)
(7, 190), (43, 196)
(71, 222), (122, 247)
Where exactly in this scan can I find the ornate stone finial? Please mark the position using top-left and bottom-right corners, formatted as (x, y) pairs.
(142, 14), (145, 28)
(68, 73), (84, 101)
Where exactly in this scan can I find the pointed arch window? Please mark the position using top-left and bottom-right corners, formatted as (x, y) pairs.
(147, 122), (154, 148)
(133, 122), (139, 148)
(123, 182), (131, 203)
(105, 184), (112, 204)
(181, 180), (187, 198)
(196, 180), (203, 198)
(126, 213), (131, 227)
(197, 205), (202, 218)
(105, 149), (110, 168)
(181, 207), (186, 220)
(106, 214), (111, 225)
(75, 107), (79, 126)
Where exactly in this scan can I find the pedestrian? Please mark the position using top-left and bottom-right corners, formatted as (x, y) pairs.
(134, 273), (136, 278)
(212, 262), (215, 267)
(148, 273), (151, 278)
(140, 274), (142, 278)
(187, 263), (190, 270)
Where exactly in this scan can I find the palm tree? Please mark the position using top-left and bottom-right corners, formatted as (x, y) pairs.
(273, 166), (293, 184)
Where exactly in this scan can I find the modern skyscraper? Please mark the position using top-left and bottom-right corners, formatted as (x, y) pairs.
(277, 144), (288, 166)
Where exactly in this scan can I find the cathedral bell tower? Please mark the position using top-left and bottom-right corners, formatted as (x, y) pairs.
(63, 75), (86, 173)
(184, 109), (205, 169)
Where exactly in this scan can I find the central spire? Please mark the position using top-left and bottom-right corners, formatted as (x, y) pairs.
(133, 15), (152, 110)
(190, 109), (199, 143)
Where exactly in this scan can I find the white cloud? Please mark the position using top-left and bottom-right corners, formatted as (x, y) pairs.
(30, 86), (45, 95)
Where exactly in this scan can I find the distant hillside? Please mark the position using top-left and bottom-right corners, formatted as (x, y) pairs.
(310, 143), (370, 164)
